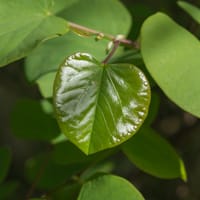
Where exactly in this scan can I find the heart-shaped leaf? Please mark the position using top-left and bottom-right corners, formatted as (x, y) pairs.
(0, 0), (68, 67)
(77, 174), (144, 200)
(53, 53), (150, 154)
(141, 13), (200, 117)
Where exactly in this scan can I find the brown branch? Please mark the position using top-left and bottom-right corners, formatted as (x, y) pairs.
(102, 40), (121, 64)
(68, 22), (139, 49)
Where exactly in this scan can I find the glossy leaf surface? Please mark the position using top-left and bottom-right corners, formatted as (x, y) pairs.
(77, 174), (144, 200)
(141, 13), (200, 117)
(178, 1), (200, 24)
(0, 147), (12, 183)
(25, 0), (132, 82)
(122, 127), (187, 180)
(54, 53), (150, 154)
(0, 0), (69, 67)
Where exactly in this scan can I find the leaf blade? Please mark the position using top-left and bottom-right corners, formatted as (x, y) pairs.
(11, 99), (60, 141)
(0, 0), (68, 67)
(53, 53), (150, 154)
(77, 174), (144, 200)
(122, 127), (187, 181)
(141, 12), (200, 117)
(178, 1), (200, 24)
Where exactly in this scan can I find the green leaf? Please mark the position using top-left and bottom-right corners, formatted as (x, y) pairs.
(178, 1), (200, 24)
(40, 99), (54, 114)
(111, 50), (156, 87)
(0, 147), (12, 183)
(11, 99), (60, 141)
(144, 92), (160, 125)
(0, 0), (68, 67)
(52, 141), (115, 165)
(25, 153), (85, 189)
(80, 162), (114, 181)
(25, 0), (132, 82)
(122, 127), (187, 181)
(59, 0), (131, 35)
(54, 53), (150, 154)
(110, 50), (143, 66)
(141, 12), (200, 117)
(51, 0), (78, 14)
(52, 141), (91, 165)
(77, 174), (144, 200)
(36, 72), (56, 98)
(51, 133), (68, 144)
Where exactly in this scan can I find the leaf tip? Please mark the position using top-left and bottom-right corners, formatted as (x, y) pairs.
(179, 159), (187, 182)
(177, 1), (186, 7)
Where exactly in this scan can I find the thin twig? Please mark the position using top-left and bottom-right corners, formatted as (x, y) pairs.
(102, 40), (121, 64)
(25, 153), (50, 200)
(68, 22), (139, 49)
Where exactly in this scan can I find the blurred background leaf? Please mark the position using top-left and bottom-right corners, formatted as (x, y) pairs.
(11, 99), (60, 141)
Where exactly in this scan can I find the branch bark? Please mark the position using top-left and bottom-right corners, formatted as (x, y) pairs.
(68, 22), (139, 49)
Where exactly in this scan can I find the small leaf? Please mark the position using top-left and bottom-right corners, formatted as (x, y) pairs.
(40, 99), (54, 114)
(141, 13), (200, 117)
(11, 99), (60, 141)
(0, 147), (12, 183)
(122, 127), (187, 181)
(51, 133), (68, 144)
(0, 0), (68, 67)
(77, 174), (144, 200)
(178, 1), (200, 24)
(80, 162), (114, 181)
(36, 72), (56, 98)
(53, 53), (150, 154)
